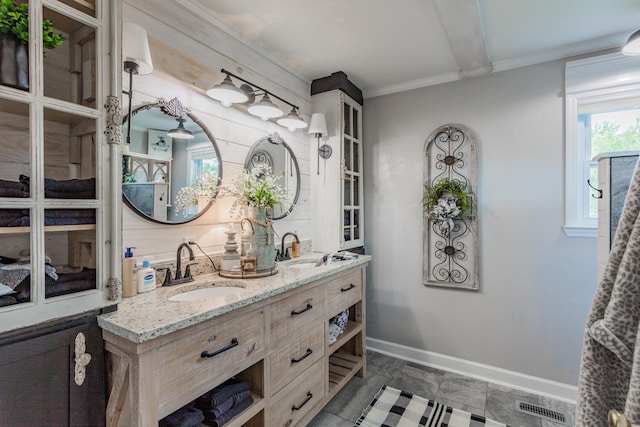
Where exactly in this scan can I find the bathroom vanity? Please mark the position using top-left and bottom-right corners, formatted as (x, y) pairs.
(98, 255), (370, 427)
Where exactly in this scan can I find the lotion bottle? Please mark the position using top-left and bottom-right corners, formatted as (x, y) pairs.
(291, 231), (300, 258)
(137, 259), (156, 293)
(122, 247), (137, 298)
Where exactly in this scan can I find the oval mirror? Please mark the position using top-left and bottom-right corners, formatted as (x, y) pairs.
(244, 132), (300, 219)
(122, 98), (223, 224)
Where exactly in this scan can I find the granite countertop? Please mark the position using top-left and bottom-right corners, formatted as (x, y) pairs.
(98, 253), (371, 344)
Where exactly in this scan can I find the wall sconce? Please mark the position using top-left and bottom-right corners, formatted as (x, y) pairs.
(308, 113), (329, 175)
(167, 117), (194, 140)
(623, 29), (640, 55)
(207, 69), (307, 131)
(122, 22), (153, 145)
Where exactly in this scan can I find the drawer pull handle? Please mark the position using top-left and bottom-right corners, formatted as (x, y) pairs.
(291, 303), (313, 315)
(200, 338), (239, 358)
(291, 348), (313, 364)
(292, 392), (313, 411)
(341, 284), (356, 292)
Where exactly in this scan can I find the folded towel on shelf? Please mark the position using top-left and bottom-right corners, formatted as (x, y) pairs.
(0, 188), (29, 198)
(195, 379), (251, 409)
(12, 268), (96, 302)
(328, 309), (349, 345)
(202, 395), (253, 427)
(202, 389), (252, 420)
(0, 295), (17, 307)
(19, 175), (95, 198)
(159, 406), (204, 427)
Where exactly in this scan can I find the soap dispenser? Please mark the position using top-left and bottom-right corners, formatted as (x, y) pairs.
(122, 247), (137, 298)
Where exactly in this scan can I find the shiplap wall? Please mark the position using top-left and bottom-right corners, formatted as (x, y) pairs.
(123, 72), (311, 262)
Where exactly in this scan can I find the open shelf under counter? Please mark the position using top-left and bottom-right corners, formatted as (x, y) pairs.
(328, 321), (362, 356)
(328, 350), (365, 395)
(214, 393), (264, 427)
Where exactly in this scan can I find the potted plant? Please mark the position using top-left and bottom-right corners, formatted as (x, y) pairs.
(0, 0), (64, 90)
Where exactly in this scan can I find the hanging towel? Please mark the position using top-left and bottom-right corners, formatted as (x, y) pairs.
(576, 158), (640, 426)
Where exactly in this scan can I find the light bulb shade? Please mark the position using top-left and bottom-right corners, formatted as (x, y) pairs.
(277, 108), (307, 130)
(122, 22), (153, 75)
(167, 118), (194, 140)
(248, 93), (283, 119)
(308, 113), (327, 136)
(206, 75), (249, 105)
(623, 29), (640, 55)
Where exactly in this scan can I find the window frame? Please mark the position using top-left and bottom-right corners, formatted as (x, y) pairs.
(564, 53), (640, 237)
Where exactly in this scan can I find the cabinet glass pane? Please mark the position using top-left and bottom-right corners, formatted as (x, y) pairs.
(343, 176), (351, 205)
(343, 103), (351, 136)
(353, 140), (359, 173)
(43, 108), (96, 198)
(44, 210), (97, 299)
(58, 0), (97, 18)
(0, 100), (30, 195)
(353, 109), (359, 139)
(343, 209), (351, 241)
(354, 209), (360, 240)
(0, 216), (31, 306)
(353, 175), (359, 206)
(343, 137), (351, 171)
(43, 7), (97, 107)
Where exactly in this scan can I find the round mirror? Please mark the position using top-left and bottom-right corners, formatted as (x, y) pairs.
(122, 98), (223, 224)
(244, 132), (300, 219)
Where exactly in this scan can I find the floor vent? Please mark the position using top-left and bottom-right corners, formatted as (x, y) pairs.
(515, 400), (569, 425)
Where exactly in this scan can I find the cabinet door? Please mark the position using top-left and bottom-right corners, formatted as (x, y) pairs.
(341, 95), (364, 250)
(0, 316), (106, 427)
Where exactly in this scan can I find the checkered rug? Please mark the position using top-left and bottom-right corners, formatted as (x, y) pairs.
(355, 385), (511, 427)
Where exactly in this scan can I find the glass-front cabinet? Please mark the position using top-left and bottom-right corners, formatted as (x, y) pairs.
(341, 96), (363, 249)
(311, 87), (364, 252)
(0, 0), (119, 333)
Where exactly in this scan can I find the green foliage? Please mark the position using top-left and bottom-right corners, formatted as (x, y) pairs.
(423, 178), (470, 215)
(0, 0), (64, 49)
(591, 117), (640, 156)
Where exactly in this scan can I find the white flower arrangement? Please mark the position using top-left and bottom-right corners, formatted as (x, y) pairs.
(423, 178), (469, 238)
(174, 169), (219, 216)
(223, 162), (290, 218)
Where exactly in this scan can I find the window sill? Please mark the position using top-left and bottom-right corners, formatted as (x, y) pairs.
(563, 225), (597, 238)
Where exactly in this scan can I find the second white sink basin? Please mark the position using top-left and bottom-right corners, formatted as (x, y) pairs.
(168, 287), (241, 302)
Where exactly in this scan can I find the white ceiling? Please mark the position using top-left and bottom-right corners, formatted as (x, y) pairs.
(179, 0), (640, 98)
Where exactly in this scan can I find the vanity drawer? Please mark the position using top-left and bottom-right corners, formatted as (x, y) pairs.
(269, 284), (325, 345)
(269, 322), (325, 394)
(156, 308), (265, 414)
(327, 268), (363, 316)
(270, 358), (325, 427)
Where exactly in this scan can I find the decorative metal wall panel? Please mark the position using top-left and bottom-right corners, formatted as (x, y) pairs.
(423, 124), (478, 290)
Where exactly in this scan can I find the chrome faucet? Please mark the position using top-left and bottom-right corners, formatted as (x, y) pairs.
(276, 232), (299, 261)
(163, 242), (195, 286)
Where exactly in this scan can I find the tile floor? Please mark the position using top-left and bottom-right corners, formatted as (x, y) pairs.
(308, 350), (576, 427)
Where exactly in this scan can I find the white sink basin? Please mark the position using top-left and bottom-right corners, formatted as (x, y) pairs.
(168, 287), (241, 302)
(287, 260), (321, 271)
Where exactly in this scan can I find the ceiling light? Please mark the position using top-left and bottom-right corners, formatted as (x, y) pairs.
(623, 29), (640, 55)
(167, 117), (194, 139)
(247, 93), (283, 120)
(277, 108), (307, 131)
(206, 74), (249, 106)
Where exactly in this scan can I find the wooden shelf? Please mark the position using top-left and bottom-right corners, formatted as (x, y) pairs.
(221, 394), (264, 427)
(328, 321), (362, 356)
(328, 351), (363, 395)
(0, 224), (96, 235)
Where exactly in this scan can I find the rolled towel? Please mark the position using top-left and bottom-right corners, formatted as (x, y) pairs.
(159, 406), (204, 427)
(203, 395), (253, 427)
(195, 379), (251, 410)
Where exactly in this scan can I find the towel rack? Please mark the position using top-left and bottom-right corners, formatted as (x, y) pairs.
(610, 409), (640, 427)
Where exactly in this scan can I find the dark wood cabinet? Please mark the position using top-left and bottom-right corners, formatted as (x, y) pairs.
(0, 314), (106, 427)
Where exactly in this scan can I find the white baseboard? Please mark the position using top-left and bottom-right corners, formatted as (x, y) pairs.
(366, 337), (577, 404)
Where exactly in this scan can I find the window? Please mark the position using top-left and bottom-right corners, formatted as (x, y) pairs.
(564, 53), (640, 237)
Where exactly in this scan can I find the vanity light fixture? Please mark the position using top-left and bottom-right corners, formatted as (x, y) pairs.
(247, 93), (283, 120)
(207, 69), (307, 129)
(623, 29), (640, 55)
(308, 113), (328, 175)
(277, 107), (308, 131)
(122, 22), (153, 145)
(167, 117), (195, 140)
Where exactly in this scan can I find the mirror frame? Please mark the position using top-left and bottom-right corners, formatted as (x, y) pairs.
(122, 98), (223, 224)
(244, 132), (300, 220)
